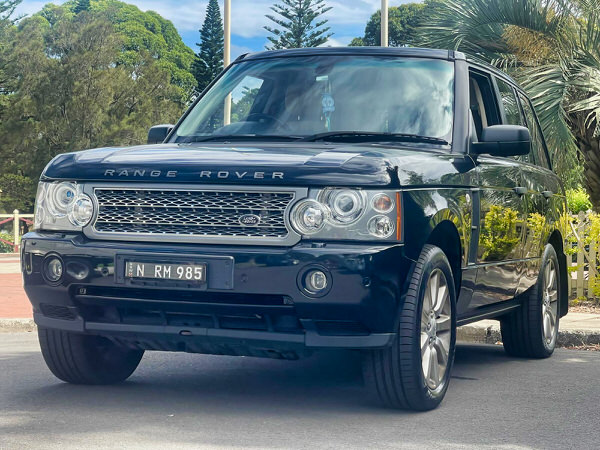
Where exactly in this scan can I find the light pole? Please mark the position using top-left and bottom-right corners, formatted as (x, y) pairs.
(381, 0), (388, 47)
(224, 0), (231, 125)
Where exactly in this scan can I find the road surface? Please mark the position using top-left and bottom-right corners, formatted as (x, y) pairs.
(1, 333), (598, 449)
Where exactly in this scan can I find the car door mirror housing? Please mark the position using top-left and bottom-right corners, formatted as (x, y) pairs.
(147, 124), (174, 144)
(472, 125), (531, 157)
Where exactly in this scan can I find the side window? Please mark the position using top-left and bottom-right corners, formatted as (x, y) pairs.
(469, 70), (501, 140)
(496, 78), (535, 164)
(496, 79), (522, 126)
(518, 93), (551, 169)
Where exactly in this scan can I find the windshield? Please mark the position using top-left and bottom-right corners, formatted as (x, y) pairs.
(173, 55), (454, 144)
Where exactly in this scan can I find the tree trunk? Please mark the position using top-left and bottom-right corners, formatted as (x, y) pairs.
(574, 115), (600, 208)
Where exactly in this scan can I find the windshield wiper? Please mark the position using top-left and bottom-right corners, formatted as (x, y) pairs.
(180, 134), (304, 143)
(301, 131), (449, 145)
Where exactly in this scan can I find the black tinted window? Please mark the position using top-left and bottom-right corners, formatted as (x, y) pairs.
(469, 70), (501, 140)
(518, 93), (550, 169)
(496, 79), (522, 126)
(496, 78), (534, 164)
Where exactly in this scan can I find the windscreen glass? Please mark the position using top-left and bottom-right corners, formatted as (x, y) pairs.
(174, 55), (454, 142)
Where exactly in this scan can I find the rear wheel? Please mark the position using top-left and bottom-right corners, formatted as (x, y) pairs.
(501, 244), (561, 358)
(363, 244), (457, 410)
(38, 327), (144, 385)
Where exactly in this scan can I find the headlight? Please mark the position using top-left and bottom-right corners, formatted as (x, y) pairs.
(319, 189), (365, 225)
(290, 189), (401, 241)
(290, 200), (329, 235)
(34, 182), (94, 231)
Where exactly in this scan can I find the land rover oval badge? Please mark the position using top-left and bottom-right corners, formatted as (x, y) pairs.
(239, 214), (261, 226)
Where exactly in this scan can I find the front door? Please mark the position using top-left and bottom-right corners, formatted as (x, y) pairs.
(472, 158), (527, 307)
(467, 69), (527, 308)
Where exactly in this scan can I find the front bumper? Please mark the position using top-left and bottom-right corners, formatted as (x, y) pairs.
(21, 233), (411, 358)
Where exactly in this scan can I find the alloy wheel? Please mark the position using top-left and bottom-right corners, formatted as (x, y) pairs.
(420, 268), (452, 391)
(542, 259), (559, 347)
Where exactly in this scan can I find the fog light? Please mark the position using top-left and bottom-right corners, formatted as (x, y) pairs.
(44, 256), (64, 283)
(306, 270), (328, 293)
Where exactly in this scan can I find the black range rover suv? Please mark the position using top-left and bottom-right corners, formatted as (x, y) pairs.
(22, 47), (568, 411)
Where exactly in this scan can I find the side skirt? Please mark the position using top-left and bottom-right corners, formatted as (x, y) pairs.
(457, 298), (522, 326)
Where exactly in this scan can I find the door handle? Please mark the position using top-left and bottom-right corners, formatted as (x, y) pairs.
(513, 186), (527, 196)
(542, 190), (553, 199)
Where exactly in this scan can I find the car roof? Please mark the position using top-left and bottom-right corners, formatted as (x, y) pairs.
(236, 46), (523, 94)
(238, 46), (465, 62)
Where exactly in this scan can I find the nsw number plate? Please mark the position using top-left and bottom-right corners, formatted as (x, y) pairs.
(125, 261), (206, 283)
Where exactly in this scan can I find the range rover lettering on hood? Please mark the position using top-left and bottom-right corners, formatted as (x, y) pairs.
(40, 143), (458, 187)
(103, 169), (285, 180)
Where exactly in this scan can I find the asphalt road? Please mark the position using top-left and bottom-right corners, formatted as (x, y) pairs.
(1, 333), (599, 450)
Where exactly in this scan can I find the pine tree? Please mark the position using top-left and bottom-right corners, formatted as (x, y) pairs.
(264, 0), (333, 50)
(73, 0), (91, 14)
(192, 0), (224, 92)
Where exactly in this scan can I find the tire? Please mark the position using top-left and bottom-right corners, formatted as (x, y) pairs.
(38, 327), (144, 385)
(363, 244), (457, 411)
(501, 244), (561, 358)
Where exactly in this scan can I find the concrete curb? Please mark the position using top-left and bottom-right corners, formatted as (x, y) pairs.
(0, 319), (36, 333)
(457, 324), (600, 348)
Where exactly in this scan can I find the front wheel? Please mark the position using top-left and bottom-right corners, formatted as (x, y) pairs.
(363, 244), (457, 411)
(38, 327), (144, 385)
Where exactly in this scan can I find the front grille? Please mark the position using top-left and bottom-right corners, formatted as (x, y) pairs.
(92, 187), (297, 242)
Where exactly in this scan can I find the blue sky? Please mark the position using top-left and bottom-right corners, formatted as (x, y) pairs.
(15, 1), (419, 58)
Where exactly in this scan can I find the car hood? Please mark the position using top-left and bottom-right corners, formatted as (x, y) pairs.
(42, 142), (468, 188)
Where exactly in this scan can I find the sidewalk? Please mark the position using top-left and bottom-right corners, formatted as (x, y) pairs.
(458, 313), (600, 347)
(1, 255), (599, 346)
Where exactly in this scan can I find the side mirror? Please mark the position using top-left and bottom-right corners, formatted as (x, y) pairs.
(472, 125), (531, 157)
(147, 124), (174, 144)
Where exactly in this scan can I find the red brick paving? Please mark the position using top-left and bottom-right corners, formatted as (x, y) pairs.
(0, 273), (32, 318)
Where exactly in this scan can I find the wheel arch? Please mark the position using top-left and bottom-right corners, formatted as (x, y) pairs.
(548, 229), (569, 318)
(425, 219), (463, 297)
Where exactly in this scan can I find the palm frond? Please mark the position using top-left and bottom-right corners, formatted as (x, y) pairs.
(420, 0), (571, 61)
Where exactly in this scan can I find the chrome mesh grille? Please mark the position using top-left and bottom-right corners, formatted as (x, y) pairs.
(92, 188), (295, 240)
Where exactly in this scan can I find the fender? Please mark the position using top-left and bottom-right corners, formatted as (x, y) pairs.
(401, 188), (473, 267)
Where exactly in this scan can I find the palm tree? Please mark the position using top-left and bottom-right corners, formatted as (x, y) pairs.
(420, 0), (600, 205)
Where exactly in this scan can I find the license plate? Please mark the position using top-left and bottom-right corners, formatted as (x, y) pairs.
(125, 261), (207, 283)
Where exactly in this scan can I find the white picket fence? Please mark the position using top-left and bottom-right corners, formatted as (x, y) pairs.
(568, 212), (598, 300)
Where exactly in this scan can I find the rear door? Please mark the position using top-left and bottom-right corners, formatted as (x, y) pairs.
(516, 90), (562, 294)
(469, 69), (527, 307)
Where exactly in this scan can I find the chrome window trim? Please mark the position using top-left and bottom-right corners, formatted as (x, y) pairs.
(82, 183), (307, 246)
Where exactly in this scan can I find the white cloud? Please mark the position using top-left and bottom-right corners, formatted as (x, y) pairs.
(322, 35), (356, 47)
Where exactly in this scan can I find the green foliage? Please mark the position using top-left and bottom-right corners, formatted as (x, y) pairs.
(264, 0), (333, 49)
(73, 0), (90, 14)
(0, 232), (14, 253)
(0, 0), (20, 21)
(192, 0), (223, 92)
(58, 0), (196, 95)
(566, 188), (593, 214)
(480, 205), (521, 260)
(0, 7), (187, 195)
(418, 0), (600, 205)
(0, 174), (36, 213)
(349, 2), (428, 47)
(0, 1), (22, 92)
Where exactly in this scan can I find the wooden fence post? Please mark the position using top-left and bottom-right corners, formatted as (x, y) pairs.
(13, 209), (20, 253)
(577, 215), (585, 299)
